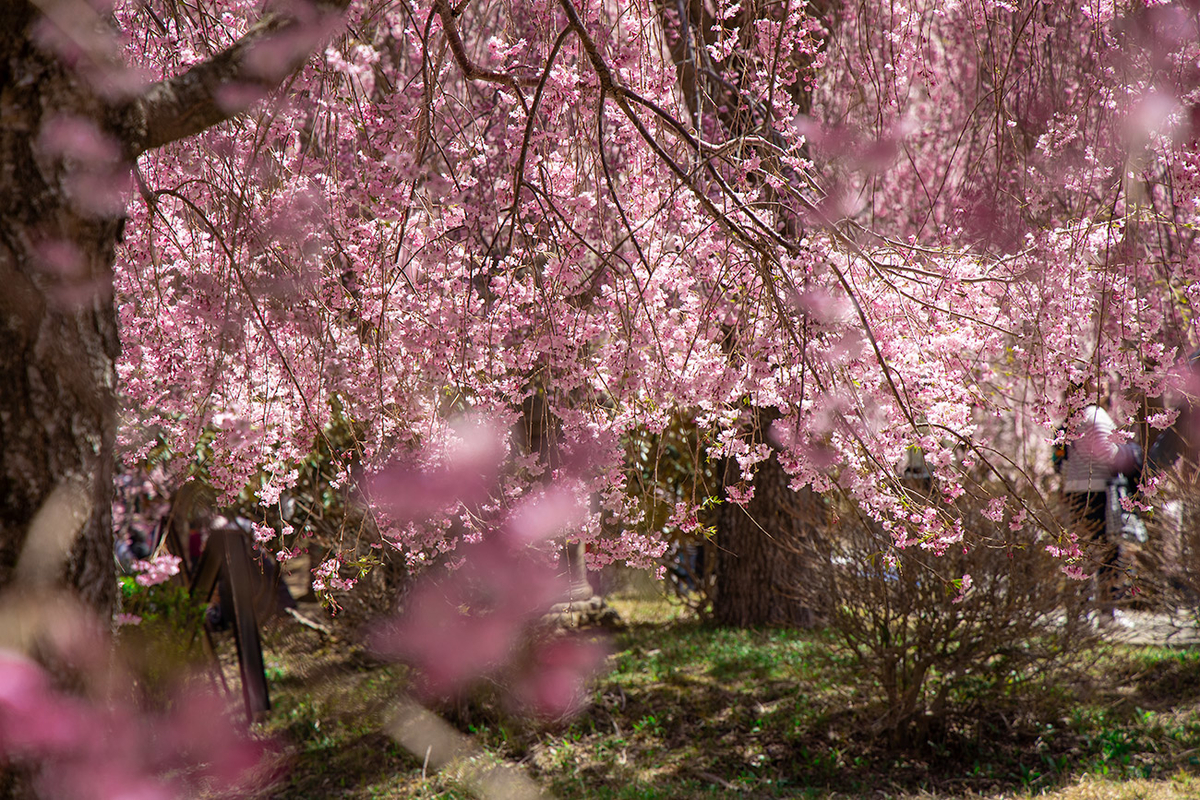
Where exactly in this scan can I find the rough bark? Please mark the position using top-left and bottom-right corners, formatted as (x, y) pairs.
(653, 0), (834, 627)
(1, 3), (122, 613)
(712, 420), (823, 628)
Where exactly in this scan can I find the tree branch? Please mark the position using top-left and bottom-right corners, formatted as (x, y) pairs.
(433, 0), (537, 90)
(119, 0), (351, 158)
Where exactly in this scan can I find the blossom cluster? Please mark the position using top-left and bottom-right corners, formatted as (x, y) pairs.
(108, 0), (1200, 570)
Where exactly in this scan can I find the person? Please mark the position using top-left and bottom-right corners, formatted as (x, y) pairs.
(1058, 403), (1126, 621)
(1060, 404), (1119, 525)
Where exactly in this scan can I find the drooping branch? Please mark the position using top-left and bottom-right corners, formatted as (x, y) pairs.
(120, 0), (352, 157)
(434, 0), (538, 92)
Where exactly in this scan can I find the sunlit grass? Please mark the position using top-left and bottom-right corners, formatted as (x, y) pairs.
(253, 593), (1200, 799)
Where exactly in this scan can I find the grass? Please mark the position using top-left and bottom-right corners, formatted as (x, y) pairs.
(235, 593), (1200, 799)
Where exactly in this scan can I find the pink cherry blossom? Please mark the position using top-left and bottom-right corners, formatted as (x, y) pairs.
(132, 554), (182, 587)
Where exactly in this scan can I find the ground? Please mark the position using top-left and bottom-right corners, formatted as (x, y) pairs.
(177, 590), (1200, 799)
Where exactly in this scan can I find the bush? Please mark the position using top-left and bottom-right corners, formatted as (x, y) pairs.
(800, 482), (1096, 746)
(1136, 464), (1200, 612)
(115, 576), (209, 705)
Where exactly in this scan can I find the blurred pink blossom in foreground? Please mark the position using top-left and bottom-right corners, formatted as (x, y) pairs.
(368, 416), (507, 524)
(370, 528), (610, 718)
(368, 417), (609, 717)
(510, 636), (609, 719)
(0, 650), (266, 798)
(370, 539), (567, 698)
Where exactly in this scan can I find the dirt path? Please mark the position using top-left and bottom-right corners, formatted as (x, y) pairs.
(1102, 609), (1200, 647)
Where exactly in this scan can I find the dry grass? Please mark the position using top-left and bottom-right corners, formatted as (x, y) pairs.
(1001, 774), (1200, 800)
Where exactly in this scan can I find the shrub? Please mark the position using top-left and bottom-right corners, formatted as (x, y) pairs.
(1135, 464), (1200, 613)
(115, 575), (209, 705)
(800, 481), (1096, 746)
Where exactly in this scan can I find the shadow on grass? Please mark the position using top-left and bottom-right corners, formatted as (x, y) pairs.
(251, 605), (1200, 799)
(526, 619), (1200, 799)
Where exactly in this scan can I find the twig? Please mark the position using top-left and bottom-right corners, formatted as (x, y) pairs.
(285, 606), (333, 636)
(694, 770), (740, 791)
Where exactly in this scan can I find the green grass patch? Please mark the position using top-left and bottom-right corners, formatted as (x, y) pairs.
(253, 595), (1200, 799)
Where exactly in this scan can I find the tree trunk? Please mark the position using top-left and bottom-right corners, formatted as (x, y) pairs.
(712, 431), (823, 628)
(0, 2), (344, 792)
(0, 5), (122, 614)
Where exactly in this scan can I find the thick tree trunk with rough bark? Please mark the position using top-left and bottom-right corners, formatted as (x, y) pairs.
(712, 422), (823, 628)
(0, 4), (122, 614)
